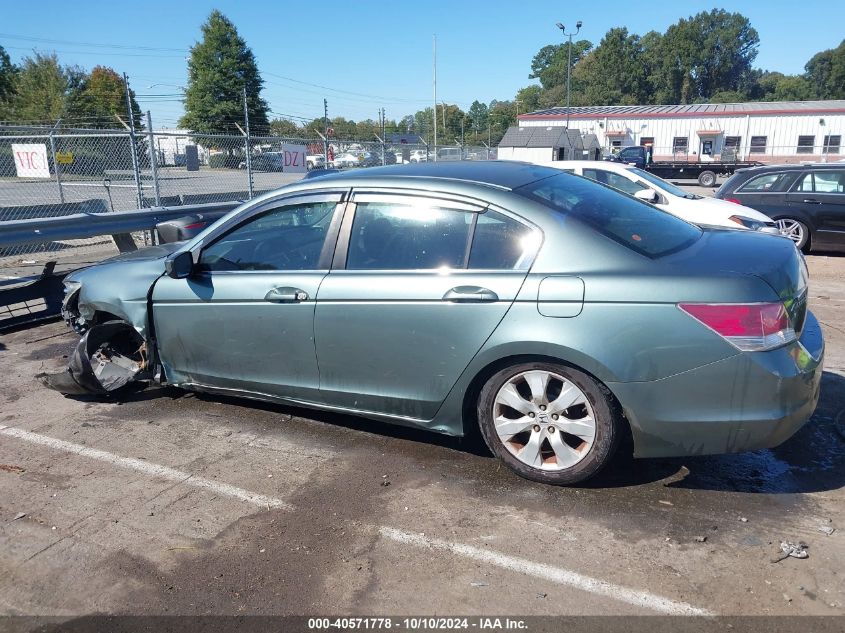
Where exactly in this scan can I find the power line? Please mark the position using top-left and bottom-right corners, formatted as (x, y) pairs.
(0, 32), (188, 52)
(2, 45), (185, 59)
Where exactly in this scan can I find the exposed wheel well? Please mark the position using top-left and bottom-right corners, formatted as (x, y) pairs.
(460, 354), (633, 454)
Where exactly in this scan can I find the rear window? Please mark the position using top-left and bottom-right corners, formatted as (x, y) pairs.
(514, 172), (701, 257)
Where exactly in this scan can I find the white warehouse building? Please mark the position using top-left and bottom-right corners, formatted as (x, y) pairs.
(500, 100), (845, 164)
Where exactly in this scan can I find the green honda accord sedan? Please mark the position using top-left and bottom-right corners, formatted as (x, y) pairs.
(56, 161), (824, 485)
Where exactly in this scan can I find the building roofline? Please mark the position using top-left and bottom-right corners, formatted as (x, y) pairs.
(518, 101), (845, 121)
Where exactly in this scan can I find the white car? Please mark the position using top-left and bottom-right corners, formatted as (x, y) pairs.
(332, 152), (363, 169)
(539, 160), (779, 233)
(409, 149), (429, 163)
(306, 154), (325, 170)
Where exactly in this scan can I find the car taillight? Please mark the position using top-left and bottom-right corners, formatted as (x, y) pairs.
(678, 302), (796, 351)
(724, 198), (742, 204)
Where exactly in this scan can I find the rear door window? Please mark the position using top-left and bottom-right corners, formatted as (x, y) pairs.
(738, 172), (794, 192)
(811, 170), (845, 193)
(345, 200), (539, 271)
(514, 172), (701, 258)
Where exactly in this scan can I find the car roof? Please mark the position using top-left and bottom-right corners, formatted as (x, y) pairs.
(738, 162), (845, 173)
(541, 160), (631, 170)
(308, 160), (564, 190)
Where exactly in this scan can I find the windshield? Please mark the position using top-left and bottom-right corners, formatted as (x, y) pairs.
(629, 167), (702, 200)
(515, 172), (702, 258)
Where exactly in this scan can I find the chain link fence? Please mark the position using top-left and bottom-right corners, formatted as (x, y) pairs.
(0, 122), (495, 273)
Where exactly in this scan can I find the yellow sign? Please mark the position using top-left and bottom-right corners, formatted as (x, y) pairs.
(55, 152), (74, 165)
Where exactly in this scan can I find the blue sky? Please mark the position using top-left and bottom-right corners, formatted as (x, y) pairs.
(1, 0), (843, 127)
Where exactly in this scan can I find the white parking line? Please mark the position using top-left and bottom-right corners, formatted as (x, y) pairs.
(1, 424), (711, 616)
(0, 424), (292, 510)
(379, 527), (712, 616)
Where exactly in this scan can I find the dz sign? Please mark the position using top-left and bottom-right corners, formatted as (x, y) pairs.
(12, 144), (51, 178)
(281, 144), (307, 174)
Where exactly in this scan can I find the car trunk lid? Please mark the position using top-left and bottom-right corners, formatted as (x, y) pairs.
(664, 229), (808, 334)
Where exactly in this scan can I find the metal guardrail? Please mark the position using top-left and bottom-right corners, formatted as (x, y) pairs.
(0, 200), (242, 330)
(0, 200), (241, 249)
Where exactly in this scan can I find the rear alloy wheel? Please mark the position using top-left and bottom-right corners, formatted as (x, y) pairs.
(698, 170), (717, 187)
(775, 218), (810, 251)
(477, 362), (619, 485)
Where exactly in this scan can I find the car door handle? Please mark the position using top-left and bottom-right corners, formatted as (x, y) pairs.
(442, 286), (499, 303)
(802, 199), (822, 204)
(264, 287), (309, 303)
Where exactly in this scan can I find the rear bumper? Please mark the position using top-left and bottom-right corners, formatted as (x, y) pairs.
(610, 310), (824, 458)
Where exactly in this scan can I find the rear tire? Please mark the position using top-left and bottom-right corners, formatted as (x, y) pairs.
(477, 362), (619, 485)
(775, 217), (810, 252)
(698, 170), (717, 187)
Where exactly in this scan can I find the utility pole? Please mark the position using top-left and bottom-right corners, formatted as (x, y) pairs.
(123, 73), (143, 209)
(323, 98), (329, 164)
(433, 34), (437, 161)
(556, 21), (582, 130)
(243, 87), (253, 199)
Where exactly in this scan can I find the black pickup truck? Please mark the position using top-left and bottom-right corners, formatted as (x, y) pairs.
(606, 145), (762, 187)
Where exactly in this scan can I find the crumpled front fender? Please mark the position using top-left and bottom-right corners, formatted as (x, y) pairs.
(41, 321), (147, 395)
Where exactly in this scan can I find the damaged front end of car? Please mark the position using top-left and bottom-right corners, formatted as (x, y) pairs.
(45, 249), (175, 396)
(41, 320), (151, 395)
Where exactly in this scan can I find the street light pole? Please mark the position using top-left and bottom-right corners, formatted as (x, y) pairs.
(556, 21), (582, 130)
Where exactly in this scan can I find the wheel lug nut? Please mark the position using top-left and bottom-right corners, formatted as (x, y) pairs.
(528, 412), (535, 418)
(533, 425), (541, 432)
(539, 405), (547, 411)
(548, 426), (556, 433)
(552, 414), (559, 420)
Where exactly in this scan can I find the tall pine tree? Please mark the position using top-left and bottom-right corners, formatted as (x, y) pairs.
(180, 10), (268, 134)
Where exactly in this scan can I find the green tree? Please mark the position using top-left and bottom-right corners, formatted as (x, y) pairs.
(437, 103), (466, 144)
(269, 118), (302, 137)
(487, 100), (517, 145)
(805, 39), (845, 99)
(467, 100), (489, 140)
(413, 107), (434, 144)
(180, 10), (268, 134)
(66, 66), (142, 129)
(529, 39), (592, 90)
(0, 45), (17, 118)
(572, 28), (651, 105)
(355, 118), (380, 140)
(10, 53), (70, 122)
(514, 87), (542, 115)
(655, 9), (760, 103)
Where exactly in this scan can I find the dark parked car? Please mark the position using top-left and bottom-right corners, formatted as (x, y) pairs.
(715, 163), (845, 252)
(238, 152), (285, 172)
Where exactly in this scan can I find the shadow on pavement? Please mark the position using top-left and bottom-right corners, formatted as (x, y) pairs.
(76, 369), (845, 495)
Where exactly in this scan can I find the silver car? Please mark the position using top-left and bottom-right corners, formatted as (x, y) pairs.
(55, 162), (823, 485)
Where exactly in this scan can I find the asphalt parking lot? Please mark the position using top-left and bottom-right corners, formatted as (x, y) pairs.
(0, 251), (843, 620)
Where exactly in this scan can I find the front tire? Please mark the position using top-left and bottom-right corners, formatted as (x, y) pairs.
(477, 362), (620, 485)
(775, 217), (810, 252)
